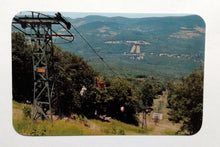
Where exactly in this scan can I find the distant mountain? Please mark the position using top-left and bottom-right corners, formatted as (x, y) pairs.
(58, 15), (205, 80)
(49, 15), (206, 80)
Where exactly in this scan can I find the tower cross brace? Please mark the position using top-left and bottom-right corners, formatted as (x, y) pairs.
(12, 12), (74, 121)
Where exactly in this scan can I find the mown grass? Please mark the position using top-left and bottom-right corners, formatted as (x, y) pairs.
(13, 100), (180, 136)
(13, 101), (155, 136)
(89, 119), (154, 135)
(163, 129), (178, 135)
(148, 91), (182, 135)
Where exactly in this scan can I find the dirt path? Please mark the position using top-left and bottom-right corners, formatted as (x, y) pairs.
(138, 91), (181, 135)
(148, 121), (179, 130)
(145, 121), (179, 135)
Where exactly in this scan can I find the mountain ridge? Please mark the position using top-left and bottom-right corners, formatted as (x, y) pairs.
(37, 15), (206, 80)
(59, 15), (205, 80)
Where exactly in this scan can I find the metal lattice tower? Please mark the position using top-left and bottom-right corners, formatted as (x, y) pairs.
(140, 106), (153, 129)
(12, 11), (74, 121)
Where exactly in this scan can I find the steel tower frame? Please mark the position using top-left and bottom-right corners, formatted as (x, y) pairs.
(12, 12), (74, 121)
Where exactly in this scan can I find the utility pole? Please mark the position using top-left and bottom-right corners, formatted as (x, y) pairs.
(141, 106), (153, 129)
(12, 11), (74, 121)
(142, 111), (147, 129)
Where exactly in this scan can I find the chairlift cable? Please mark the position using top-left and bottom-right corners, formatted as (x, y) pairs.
(66, 18), (121, 78)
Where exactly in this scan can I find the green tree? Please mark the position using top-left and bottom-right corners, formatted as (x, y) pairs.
(108, 78), (139, 125)
(52, 47), (97, 117)
(141, 80), (165, 107)
(12, 32), (33, 102)
(167, 69), (203, 135)
(12, 32), (97, 117)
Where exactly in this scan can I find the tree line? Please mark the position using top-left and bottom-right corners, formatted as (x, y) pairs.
(167, 69), (203, 134)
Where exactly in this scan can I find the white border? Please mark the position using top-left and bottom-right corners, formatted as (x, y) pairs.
(1, 0), (220, 146)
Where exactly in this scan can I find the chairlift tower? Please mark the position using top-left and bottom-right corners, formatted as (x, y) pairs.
(140, 106), (153, 129)
(12, 11), (74, 121)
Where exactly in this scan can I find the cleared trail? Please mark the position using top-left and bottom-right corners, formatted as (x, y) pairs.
(138, 90), (181, 135)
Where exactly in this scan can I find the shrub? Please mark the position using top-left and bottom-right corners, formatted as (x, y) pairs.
(118, 129), (125, 135)
(30, 127), (47, 136)
(22, 105), (31, 118)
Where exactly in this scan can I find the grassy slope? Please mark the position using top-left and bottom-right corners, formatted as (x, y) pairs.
(149, 90), (182, 135)
(13, 100), (179, 136)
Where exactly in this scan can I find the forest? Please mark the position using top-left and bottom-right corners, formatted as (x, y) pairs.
(12, 32), (203, 135)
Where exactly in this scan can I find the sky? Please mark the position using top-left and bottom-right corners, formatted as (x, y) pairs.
(61, 12), (189, 19)
(17, 11), (189, 19)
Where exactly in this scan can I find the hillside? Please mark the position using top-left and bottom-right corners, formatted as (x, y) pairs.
(13, 94), (181, 135)
(57, 15), (205, 80)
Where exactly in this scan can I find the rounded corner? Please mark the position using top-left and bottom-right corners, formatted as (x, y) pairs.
(188, 119), (203, 136)
(193, 14), (206, 28)
(12, 121), (30, 137)
(11, 11), (28, 29)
